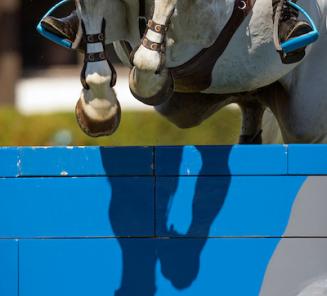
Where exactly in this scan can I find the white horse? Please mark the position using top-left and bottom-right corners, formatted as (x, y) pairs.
(74, 0), (327, 143)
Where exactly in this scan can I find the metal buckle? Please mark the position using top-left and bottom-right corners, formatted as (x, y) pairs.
(238, 1), (247, 10)
(36, 0), (73, 49)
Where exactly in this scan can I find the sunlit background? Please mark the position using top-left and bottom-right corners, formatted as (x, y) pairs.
(0, 0), (241, 146)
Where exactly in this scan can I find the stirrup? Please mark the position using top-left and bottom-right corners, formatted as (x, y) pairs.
(273, 0), (319, 54)
(36, 0), (73, 49)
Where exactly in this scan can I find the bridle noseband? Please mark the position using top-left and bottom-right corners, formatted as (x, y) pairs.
(80, 19), (117, 90)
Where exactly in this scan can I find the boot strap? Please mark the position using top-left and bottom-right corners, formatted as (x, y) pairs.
(147, 20), (169, 34)
(84, 33), (105, 44)
(84, 52), (107, 63)
(141, 37), (165, 52)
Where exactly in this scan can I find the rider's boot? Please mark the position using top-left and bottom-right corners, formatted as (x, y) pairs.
(273, 0), (312, 64)
(41, 10), (84, 50)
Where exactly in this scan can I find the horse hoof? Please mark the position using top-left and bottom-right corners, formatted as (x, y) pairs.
(75, 98), (121, 137)
(129, 67), (174, 106)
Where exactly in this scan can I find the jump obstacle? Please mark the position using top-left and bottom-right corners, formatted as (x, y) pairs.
(1, 145), (327, 296)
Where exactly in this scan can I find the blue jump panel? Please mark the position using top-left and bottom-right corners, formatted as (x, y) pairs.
(0, 148), (19, 177)
(0, 145), (326, 296)
(0, 177), (154, 238)
(19, 146), (154, 177)
(19, 238), (279, 296)
(0, 240), (18, 296)
(156, 176), (305, 237)
(156, 145), (288, 176)
(288, 144), (327, 175)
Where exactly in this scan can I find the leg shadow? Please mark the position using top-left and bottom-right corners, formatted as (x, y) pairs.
(100, 147), (157, 296)
(157, 146), (232, 289)
(100, 146), (232, 294)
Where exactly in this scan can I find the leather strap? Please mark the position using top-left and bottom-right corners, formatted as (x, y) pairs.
(84, 32), (105, 44)
(85, 51), (107, 63)
(170, 0), (256, 92)
(141, 37), (165, 52)
(147, 19), (169, 34)
(81, 18), (117, 88)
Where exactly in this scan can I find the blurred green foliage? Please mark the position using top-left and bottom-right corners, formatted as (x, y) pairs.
(0, 107), (241, 146)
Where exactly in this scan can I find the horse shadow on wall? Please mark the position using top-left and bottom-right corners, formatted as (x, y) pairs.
(100, 146), (233, 296)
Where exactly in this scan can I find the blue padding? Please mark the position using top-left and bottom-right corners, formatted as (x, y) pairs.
(0, 240), (18, 296)
(19, 238), (279, 296)
(288, 145), (327, 175)
(0, 177), (154, 238)
(156, 176), (305, 237)
(156, 145), (287, 176)
(19, 146), (153, 176)
(0, 148), (19, 177)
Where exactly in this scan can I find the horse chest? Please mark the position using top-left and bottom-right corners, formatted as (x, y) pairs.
(166, 0), (256, 93)
(166, 0), (296, 94)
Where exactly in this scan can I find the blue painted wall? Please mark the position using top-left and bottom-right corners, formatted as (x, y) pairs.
(0, 145), (326, 296)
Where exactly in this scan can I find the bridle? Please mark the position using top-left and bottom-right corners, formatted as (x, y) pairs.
(80, 18), (117, 90)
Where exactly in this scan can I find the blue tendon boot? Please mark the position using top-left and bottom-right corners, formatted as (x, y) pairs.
(273, 0), (319, 64)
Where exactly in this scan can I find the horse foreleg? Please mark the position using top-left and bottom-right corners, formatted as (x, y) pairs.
(129, 0), (177, 106)
(75, 0), (121, 137)
(238, 99), (266, 144)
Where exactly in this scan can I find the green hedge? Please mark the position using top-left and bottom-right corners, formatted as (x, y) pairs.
(0, 107), (241, 146)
